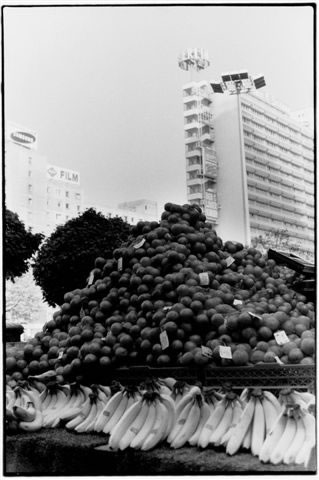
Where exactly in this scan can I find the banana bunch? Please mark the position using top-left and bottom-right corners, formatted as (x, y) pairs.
(197, 390), (243, 449)
(94, 385), (141, 434)
(64, 385), (111, 433)
(170, 380), (192, 404)
(6, 383), (43, 433)
(259, 389), (316, 467)
(167, 385), (205, 449)
(108, 390), (175, 451)
(226, 388), (282, 456)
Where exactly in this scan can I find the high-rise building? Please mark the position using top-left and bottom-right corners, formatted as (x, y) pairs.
(5, 122), (83, 235)
(182, 82), (314, 258)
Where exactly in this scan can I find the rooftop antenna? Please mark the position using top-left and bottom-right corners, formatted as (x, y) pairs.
(178, 48), (210, 81)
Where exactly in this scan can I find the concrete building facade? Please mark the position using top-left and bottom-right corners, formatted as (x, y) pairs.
(182, 83), (314, 257)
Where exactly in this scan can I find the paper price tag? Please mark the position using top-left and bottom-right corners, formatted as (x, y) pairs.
(199, 272), (210, 286)
(160, 330), (169, 350)
(274, 355), (284, 365)
(274, 330), (290, 346)
(117, 257), (123, 272)
(219, 345), (232, 359)
(225, 256), (235, 267)
(87, 270), (94, 286)
(133, 237), (146, 249)
(233, 299), (243, 306)
(201, 346), (213, 358)
(58, 351), (64, 360)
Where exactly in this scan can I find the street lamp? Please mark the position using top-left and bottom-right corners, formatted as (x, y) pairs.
(210, 71), (266, 245)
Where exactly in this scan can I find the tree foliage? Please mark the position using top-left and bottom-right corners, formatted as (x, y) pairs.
(32, 208), (131, 307)
(5, 209), (43, 281)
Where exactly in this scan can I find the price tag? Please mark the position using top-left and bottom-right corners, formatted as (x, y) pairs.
(133, 237), (146, 249)
(233, 299), (243, 306)
(58, 351), (64, 360)
(199, 272), (210, 286)
(160, 330), (169, 350)
(117, 257), (123, 272)
(87, 270), (94, 286)
(225, 256), (235, 267)
(80, 307), (85, 319)
(248, 311), (262, 321)
(201, 345), (213, 358)
(163, 306), (172, 312)
(219, 345), (232, 359)
(274, 330), (290, 346)
(274, 355), (284, 365)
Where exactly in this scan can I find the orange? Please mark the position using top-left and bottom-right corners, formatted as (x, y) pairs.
(258, 326), (273, 341)
(250, 350), (265, 363)
(232, 349), (249, 366)
(263, 315), (280, 332)
(282, 341), (297, 355)
(300, 357), (314, 365)
(300, 337), (315, 356)
(263, 351), (277, 363)
(179, 351), (194, 365)
(288, 347), (303, 364)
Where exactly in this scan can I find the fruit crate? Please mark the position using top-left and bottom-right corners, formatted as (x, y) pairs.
(203, 364), (316, 390)
(96, 364), (315, 391)
(101, 365), (202, 386)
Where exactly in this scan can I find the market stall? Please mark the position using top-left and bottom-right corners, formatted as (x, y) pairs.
(5, 202), (316, 475)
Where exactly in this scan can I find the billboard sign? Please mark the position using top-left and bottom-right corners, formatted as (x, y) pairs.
(47, 165), (80, 185)
(6, 122), (38, 150)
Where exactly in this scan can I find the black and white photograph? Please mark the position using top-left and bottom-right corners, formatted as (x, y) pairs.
(3, 1), (316, 476)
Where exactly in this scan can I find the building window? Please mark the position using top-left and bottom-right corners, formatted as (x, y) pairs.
(28, 157), (32, 165)
(28, 184), (32, 193)
(28, 197), (32, 207)
(124, 216), (128, 222)
(75, 193), (81, 200)
(77, 205), (80, 212)
(145, 205), (147, 210)
(28, 170), (32, 177)
(56, 213), (61, 220)
(108, 213), (112, 218)
(58, 201), (61, 208)
(66, 191), (69, 198)
(131, 217), (134, 222)
(66, 203), (69, 209)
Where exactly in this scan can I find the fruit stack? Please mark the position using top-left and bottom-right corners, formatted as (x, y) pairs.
(6, 376), (315, 468)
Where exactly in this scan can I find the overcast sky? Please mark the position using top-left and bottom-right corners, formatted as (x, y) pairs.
(3, 4), (314, 216)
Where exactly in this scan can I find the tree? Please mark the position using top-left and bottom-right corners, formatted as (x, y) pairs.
(32, 208), (131, 307)
(5, 209), (43, 281)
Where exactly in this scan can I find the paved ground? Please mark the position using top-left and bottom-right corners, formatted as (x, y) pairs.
(5, 428), (316, 475)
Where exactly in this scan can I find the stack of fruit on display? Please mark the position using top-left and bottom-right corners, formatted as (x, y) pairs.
(6, 202), (315, 388)
(5, 376), (315, 467)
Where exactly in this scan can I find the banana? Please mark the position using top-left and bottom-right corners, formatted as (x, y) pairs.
(283, 415), (305, 465)
(261, 396), (280, 435)
(159, 377), (176, 390)
(226, 396), (255, 456)
(270, 414), (297, 464)
(159, 385), (172, 396)
(209, 401), (234, 446)
(159, 394), (176, 440)
(295, 411), (316, 468)
(175, 386), (201, 416)
(251, 397), (265, 457)
(75, 401), (98, 433)
(39, 387), (49, 408)
(59, 391), (83, 421)
(141, 400), (168, 451)
(198, 397), (227, 449)
(219, 400), (243, 447)
(118, 400), (150, 450)
(94, 390), (123, 432)
(242, 421), (252, 450)
(262, 390), (281, 412)
(188, 402), (211, 446)
(98, 385), (112, 398)
(294, 390), (315, 408)
(42, 391), (57, 414)
(103, 393), (129, 435)
(65, 397), (91, 430)
(167, 396), (194, 445)
(13, 401), (36, 422)
(240, 388), (249, 403)
(259, 407), (287, 463)
(109, 399), (143, 450)
(23, 387), (42, 412)
(130, 402), (156, 449)
(19, 408), (43, 432)
(171, 399), (201, 449)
